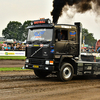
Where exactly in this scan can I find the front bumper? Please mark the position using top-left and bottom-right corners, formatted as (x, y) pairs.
(25, 64), (54, 71)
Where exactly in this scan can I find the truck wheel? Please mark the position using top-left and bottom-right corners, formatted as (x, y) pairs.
(57, 63), (74, 81)
(34, 70), (50, 78)
(96, 75), (100, 79)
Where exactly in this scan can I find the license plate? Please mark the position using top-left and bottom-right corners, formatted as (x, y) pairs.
(33, 65), (39, 68)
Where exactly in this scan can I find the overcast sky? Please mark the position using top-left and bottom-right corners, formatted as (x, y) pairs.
(0, 0), (100, 40)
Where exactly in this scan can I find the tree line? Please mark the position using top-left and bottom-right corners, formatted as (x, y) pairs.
(2, 21), (31, 41)
(2, 21), (97, 47)
(82, 28), (97, 47)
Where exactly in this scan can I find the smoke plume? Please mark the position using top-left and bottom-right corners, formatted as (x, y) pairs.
(51, 0), (100, 24)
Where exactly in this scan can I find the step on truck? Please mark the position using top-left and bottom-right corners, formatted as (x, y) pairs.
(25, 18), (100, 81)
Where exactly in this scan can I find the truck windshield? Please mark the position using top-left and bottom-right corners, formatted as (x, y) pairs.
(27, 28), (53, 41)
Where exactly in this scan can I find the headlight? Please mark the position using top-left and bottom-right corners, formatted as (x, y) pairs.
(25, 59), (29, 63)
(45, 60), (54, 65)
(45, 60), (49, 65)
(26, 65), (28, 67)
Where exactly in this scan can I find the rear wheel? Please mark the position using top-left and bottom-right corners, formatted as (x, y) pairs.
(34, 70), (51, 78)
(57, 63), (74, 81)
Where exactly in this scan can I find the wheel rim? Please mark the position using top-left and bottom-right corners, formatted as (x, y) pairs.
(63, 67), (71, 79)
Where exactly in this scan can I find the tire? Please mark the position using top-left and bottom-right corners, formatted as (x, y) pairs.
(57, 63), (74, 81)
(96, 75), (100, 79)
(34, 70), (50, 78)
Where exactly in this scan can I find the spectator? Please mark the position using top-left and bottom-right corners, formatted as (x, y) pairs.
(14, 44), (16, 50)
(6, 47), (8, 51)
(2, 44), (4, 51)
(8, 45), (11, 51)
(1, 43), (26, 51)
(11, 44), (14, 50)
(16, 44), (20, 50)
(4, 45), (7, 51)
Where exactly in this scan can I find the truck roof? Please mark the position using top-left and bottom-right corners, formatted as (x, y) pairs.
(27, 23), (76, 30)
(27, 24), (54, 29)
(54, 24), (76, 29)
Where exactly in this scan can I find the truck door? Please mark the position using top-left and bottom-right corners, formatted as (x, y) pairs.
(54, 29), (68, 54)
(54, 28), (79, 56)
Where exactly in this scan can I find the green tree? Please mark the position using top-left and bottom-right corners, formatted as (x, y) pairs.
(2, 21), (31, 41)
(82, 28), (97, 47)
(2, 21), (22, 40)
(21, 21), (31, 41)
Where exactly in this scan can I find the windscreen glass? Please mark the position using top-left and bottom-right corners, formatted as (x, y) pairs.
(27, 28), (53, 41)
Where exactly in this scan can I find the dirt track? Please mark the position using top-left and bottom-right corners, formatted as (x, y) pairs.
(1, 60), (100, 100)
(0, 60), (25, 68)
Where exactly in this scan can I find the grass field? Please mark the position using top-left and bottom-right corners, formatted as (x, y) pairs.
(0, 56), (100, 60)
(0, 56), (100, 72)
(0, 56), (28, 71)
(96, 57), (100, 59)
(0, 56), (26, 60)
(0, 67), (31, 71)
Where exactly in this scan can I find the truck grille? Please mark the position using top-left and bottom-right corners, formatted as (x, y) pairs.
(30, 58), (45, 65)
(26, 47), (42, 57)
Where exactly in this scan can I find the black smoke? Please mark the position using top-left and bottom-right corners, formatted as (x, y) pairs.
(51, 0), (100, 24)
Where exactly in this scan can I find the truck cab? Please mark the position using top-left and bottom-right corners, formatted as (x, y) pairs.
(25, 18), (82, 81)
